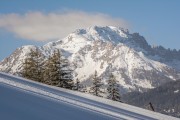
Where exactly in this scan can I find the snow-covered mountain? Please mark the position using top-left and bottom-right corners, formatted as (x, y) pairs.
(0, 26), (180, 94)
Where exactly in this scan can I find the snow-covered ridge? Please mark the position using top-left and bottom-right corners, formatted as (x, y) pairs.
(0, 72), (179, 120)
(0, 26), (180, 94)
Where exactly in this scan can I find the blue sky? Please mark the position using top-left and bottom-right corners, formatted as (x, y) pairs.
(0, 0), (180, 60)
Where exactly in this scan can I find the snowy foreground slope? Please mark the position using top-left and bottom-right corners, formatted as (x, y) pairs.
(0, 72), (179, 120)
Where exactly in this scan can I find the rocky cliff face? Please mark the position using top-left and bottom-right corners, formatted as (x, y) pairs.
(0, 26), (180, 94)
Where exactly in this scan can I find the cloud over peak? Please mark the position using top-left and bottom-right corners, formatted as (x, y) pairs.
(0, 11), (129, 41)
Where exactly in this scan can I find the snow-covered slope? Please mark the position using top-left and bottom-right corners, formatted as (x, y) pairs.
(0, 72), (179, 120)
(0, 26), (180, 94)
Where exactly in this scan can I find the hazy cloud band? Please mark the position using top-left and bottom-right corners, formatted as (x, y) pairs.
(0, 11), (129, 41)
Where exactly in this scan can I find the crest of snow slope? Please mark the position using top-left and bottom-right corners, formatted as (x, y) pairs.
(0, 26), (180, 94)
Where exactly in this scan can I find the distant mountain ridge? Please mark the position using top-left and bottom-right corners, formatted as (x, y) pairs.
(122, 80), (180, 118)
(0, 26), (180, 94)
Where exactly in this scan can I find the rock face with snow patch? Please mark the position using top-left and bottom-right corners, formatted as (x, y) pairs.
(0, 26), (180, 94)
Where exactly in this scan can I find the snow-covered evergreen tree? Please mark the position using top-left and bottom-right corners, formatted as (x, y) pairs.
(107, 74), (121, 102)
(90, 71), (104, 97)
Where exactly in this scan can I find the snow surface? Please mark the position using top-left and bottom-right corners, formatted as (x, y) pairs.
(0, 72), (179, 120)
(0, 84), (113, 120)
(174, 90), (179, 93)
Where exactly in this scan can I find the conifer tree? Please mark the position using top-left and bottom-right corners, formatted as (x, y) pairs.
(48, 50), (62, 86)
(21, 58), (34, 80)
(44, 49), (73, 89)
(21, 48), (43, 82)
(59, 57), (74, 89)
(81, 85), (88, 93)
(31, 48), (44, 82)
(42, 57), (52, 85)
(107, 74), (121, 102)
(90, 71), (104, 97)
(73, 78), (82, 91)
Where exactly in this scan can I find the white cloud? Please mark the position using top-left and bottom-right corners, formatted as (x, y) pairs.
(0, 11), (129, 41)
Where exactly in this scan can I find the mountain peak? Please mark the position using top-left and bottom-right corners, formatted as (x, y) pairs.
(72, 26), (129, 44)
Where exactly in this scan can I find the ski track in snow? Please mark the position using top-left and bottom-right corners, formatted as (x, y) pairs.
(0, 72), (179, 120)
